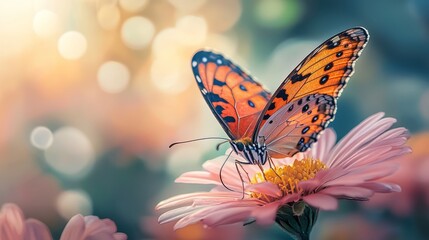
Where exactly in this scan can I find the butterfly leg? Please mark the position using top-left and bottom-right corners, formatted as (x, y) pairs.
(219, 150), (236, 192)
(234, 160), (251, 199)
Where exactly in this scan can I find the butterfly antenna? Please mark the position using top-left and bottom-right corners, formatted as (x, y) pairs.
(169, 137), (230, 148)
(215, 140), (229, 151)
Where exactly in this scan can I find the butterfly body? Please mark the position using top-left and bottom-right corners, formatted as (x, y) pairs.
(191, 27), (369, 166)
(230, 137), (268, 165)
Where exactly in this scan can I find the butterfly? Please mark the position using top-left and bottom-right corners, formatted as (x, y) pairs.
(191, 27), (368, 166)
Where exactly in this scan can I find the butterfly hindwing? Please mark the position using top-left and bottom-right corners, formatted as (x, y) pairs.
(255, 27), (368, 136)
(192, 51), (271, 140)
(258, 94), (336, 158)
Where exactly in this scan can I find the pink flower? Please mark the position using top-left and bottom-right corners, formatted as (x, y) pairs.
(0, 203), (126, 240)
(363, 132), (429, 216)
(0, 203), (52, 240)
(60, 215), (127, 240)
(156, 113), (410, 231)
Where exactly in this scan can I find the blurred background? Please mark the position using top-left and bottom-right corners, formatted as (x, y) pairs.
(0, 0), (428, 239)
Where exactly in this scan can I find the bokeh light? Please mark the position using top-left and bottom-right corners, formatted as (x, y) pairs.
(97, 61), (130, 93)
(168, 0), (206, 13)
(119, 0), (149, 12)
(121, 16), (155, 50)
(57, 31), (87, 60)
(56, 190), (92, 220)
(175, 15), (208, 46)
(254, 0), (302, 29)
(32, 9), (60, 38)
(44, 127), (95, 178)
(30, 126), (53, 150)
(97, 4), (121, 30)
(150, 57), (191, 94)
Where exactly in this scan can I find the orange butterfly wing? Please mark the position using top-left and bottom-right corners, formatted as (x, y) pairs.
(255, 27), (369, 139)
(192, 51), (271, 140)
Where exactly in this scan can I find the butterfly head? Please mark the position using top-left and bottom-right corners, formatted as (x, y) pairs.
(230, 138), (268, 165)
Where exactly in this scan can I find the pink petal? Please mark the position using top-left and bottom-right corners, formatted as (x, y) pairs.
(246, 182), (282, 198)
(310, 128), (337, 162)
(156, 191), (240, 210)
(60, 215), (86, 240)
(176, 171), (220, 185)
(303, 193), (338, 210)
(158, 206), (202, 224)
(24, 219), (53, 240)
(252, 201), (282, 225)
(358, 182), (401, 193)
(0, 203), (25, 240)
(202, 207), (253, 227)
(320, 186), (374, 199)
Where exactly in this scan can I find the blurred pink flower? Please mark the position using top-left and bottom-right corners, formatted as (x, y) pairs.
(0, 203), (52, 240)
(60, 215), (127, 240)
(364, 132), (429, 216)
(0, 203), (126, 240)
(157, 113), (409, 230)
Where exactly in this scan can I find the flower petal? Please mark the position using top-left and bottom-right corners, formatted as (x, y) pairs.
(303, 193), (338, 210)
(251, 201), (282, 225)
(0, 203), (25, 240)
(24, 219), (53, 240)
(246, 182), (282, 198)
(310, 128), (337, 161)
(320, 186), (374, 199)
(60, 215), (86, 240)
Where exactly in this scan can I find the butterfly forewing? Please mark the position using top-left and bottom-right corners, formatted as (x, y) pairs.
(259, 94), (336, 158)
(254, 27), (369, 141)
(192, 51), (271, 140)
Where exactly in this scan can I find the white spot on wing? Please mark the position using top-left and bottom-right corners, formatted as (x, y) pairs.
(201, 89), (208, 95)
(196, 75), (202, 83)
(216, 59), (222, 64)
(192, 61), (197, 67)
(202, 57), (207, 62)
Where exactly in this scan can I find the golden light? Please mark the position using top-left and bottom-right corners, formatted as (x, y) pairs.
(97, 4), (121, 30)
(57, 31), (88, 60)
(97, 61), (130, 93)
(121, 16), (155, 50)
(56, 190), (93, 220)
(119, 0), (149, 12)
(33, 9), (60, 38)
(150, 57), (191, 94)
(168, 0), (206, 12)
(175, 15), (208, 46)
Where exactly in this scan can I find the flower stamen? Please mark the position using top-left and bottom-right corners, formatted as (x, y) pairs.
(250, 159), (326, 200)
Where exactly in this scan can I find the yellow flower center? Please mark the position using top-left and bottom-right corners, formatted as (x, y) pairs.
(250, 158), (326, 201)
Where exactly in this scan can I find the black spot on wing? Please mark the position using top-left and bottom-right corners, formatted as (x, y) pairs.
(326, 40), (340, 49)
(268, 102), (276, 110)
(324, 62), (333, 71)
(239, 84), (247, 91)
(223, 116), (236, 123)
(215, 105), (225, 115)
(276, 89), (288, 101)
(248, 100), (255, 108)
(320, 75), (329, 85)
(290, 73), (311, 84)
(302, 104), (309, 113)
(302, 126), (310, 134)
(263, 114), (270, 120)
(208, 92), (228, 103)
(213, 78), (226, 86)
(336, 51), (343, 57)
